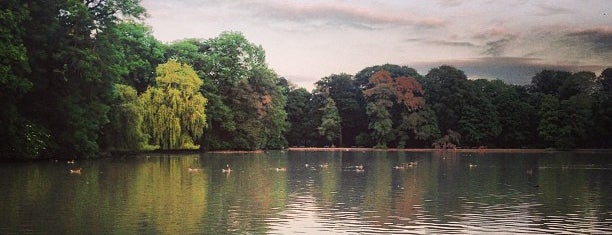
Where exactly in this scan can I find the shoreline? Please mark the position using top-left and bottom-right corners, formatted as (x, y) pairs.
(287, 147), (612, 153)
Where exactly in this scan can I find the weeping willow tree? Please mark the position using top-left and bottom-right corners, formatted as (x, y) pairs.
(140, 61), (208, 149)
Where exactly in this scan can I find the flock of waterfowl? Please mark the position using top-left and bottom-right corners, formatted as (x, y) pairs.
(62, 156), (483, 176)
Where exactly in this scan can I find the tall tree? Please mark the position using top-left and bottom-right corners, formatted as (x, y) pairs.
(363, 70), (396, 148)
(285, 88), (312, 146)
(318, 97), (342, 146)
(424, 65), (469, 135)
(110, 22), (166, 93)
(592, 68), (612, 147)
(101, 84), (147, 151)
(530, 70), (572, 96)
(479, 80), (536, 148)
(139, 61), (207, 150)
(315, 73), (367, 146)
(15, 0), (146, 158)
(355, 64), (422, 89)
(0, 0), (51, 159)
(167, 32), (287, 150)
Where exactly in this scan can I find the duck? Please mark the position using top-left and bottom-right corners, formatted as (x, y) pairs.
(355, 165), (365, 173)
(408, 161), (418, 167)
(222, 164), (232, 173)
(319, 163), (329, 169)
(69, 168), (82, 174)
(275, 167), (287, 172)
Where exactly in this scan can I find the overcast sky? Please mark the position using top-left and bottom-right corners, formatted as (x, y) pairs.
(141, 0), (611, 89)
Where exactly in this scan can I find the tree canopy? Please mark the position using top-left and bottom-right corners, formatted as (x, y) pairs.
(1, 0), (610, 160)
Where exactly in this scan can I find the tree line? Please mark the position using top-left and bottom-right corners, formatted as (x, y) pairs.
(288, 65), (612, 150)
(1, 0), (611, 160)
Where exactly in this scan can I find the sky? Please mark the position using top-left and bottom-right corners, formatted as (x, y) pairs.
(140, 0), (611, 90)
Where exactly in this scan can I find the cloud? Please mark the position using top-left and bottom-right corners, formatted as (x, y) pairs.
(437, 0), (464, 7)
(413, 57), (608, 85)
(428, 40), (477, 47)
(232, 1), (446, 30)
(473, 26), (516, 40)
(565, 26), (612, 52)
(537, 4), (573, 16)
(482, 38), (513, 56)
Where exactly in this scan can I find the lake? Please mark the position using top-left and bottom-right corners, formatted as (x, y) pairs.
(0, 150), (610, 234)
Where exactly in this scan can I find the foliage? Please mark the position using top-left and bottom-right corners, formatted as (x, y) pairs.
(315, 73), (367, 146)
(285, 88), (312, 146)
(100, 84), (147, 151)
(318, 97), (342, 146)
(363, 71), (396, 148)
(111, 22), (166, 93)
(1, 0), (147, 159)
(167, 32), (287, 150)
(139, 61), (207, 149)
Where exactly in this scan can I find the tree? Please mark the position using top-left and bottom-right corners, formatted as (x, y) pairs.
(480, 80), (537, 148)
(530, 70), (572, 96)
(424, 65), (469, 134)
(285, 88), (312, 146)
(166, 32), (287, 150)
(399, 107), (440, 148)
(592, 68), (612, 147)
(111, 22), (166, 93)
(315, 73), (367, 146)
(318, 97), (342, 146)
(559, 71), (596, 100)
(355, 64), (422, 89)
(15, 0), (146, 158)
(363, 71), (396, 148)
(101, 84), (147, 151)
(0, 1), (52, 159)
(140, 61), (207, 150)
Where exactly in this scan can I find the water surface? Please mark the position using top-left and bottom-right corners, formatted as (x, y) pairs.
(1, 151), (610, 234)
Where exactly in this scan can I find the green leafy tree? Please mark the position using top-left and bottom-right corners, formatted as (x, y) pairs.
(285, 87), (312, 146)
(318, 97), (342, 146)
(592, 68), (612, 147)
(530, 70), (572, 95)
(166, 32), (287, 150)
(424, 65), (469, 134)
(111, 22), (166, 93)
(140, 61), (207, 150)
(13, 0), (146, 158)
(479, 80), (537, 148)
(0, 1), (52, 159)
(537, 95), (562, 148)
(101, 84), (147, 151)
(315, 73), (367, 146)
(456, 80), (501, 147)
(363, 70), (396, 148)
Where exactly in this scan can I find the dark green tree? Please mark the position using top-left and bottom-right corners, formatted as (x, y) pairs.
(318, 97), (342, 146)
(315, 73), (367, 146)
(14, 0), (145, 158)
(285, 88), (312, 146)
(111, 22), (166, 93)
(167, 32), (287, 150)
(424, 65), (469, 134)
(100, 84), (147, 151)
(530, 70), (572, 95)
(592, 68), (612, 147)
